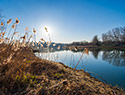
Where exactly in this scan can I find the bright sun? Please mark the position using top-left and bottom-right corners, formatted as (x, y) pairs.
(36, 24), (56, 42)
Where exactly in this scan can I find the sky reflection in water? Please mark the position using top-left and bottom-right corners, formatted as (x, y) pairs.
(35, 50), (125, 89)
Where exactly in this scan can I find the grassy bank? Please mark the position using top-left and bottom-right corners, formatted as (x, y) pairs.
(0, 44), (124, 95)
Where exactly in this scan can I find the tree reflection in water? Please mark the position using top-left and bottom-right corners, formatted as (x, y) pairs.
(91, 49), (101, 59)
(102, 50), (125, 66)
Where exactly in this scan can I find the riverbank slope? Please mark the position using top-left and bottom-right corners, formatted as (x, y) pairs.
(0, 44), (124, 95)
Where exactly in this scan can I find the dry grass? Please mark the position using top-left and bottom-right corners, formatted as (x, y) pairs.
(0, 44), (124, 95)
(0, 18), (124, 95)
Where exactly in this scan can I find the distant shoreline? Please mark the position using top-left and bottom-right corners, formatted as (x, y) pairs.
(63, 45), (125, 51)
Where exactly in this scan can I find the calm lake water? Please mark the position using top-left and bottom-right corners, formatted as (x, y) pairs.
(35, 50), (125, 89)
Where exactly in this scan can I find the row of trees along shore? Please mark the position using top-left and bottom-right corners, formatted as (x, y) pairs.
(70, 26), (125, 47)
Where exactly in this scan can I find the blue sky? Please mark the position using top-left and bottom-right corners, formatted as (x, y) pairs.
(0, 0), (125, 43)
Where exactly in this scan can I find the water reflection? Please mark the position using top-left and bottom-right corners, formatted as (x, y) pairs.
(102, 50), (125, 66)
(91, 49), (101, 59)
(69, 49), (125, 67)
(35, 49), (125, 89)
(36, 48), (125, 67)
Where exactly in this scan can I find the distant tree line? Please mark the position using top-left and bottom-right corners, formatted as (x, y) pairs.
(70, 41), (89, 46)
(69, 26), (125, 47)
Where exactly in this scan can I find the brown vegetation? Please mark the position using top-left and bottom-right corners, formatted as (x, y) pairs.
(0, 17), (124, 95)
(0, 44), (124, 95)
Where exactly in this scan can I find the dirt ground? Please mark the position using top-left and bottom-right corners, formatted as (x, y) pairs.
(0, 44), (124, 95)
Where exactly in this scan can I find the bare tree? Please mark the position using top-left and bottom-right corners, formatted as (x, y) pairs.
(120, 27), (125, 42)
(102, 26), (125, 43)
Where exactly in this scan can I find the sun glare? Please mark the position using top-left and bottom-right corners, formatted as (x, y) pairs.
(36, 25), (54, 41)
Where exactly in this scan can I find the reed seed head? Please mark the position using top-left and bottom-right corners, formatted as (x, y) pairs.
(44, 27), (48, 32)
(41, 44), (43, 47)
(16, 18), (19, 24)
(30, 35), (32, 38)
(33, 28), (36, 33)
(84, 48), (89, 54)
(5, 38), (9, 40)
(74, 47), (77, 51)
(0, 39), (4, 43)
(57, 46), (60, 50)
(12, 23), (16, 29)
(2, 32), (5, 36)
(7, 19), (12, 24)
(40, 38), (45, 43)
(32, 43), (34, 46)
(1, 22), (4, 26)
(20, 35), (26, 40)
